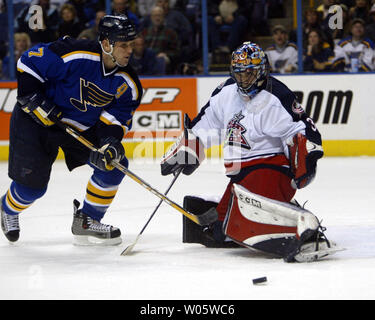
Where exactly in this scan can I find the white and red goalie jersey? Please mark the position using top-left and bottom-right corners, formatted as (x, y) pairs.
(190, 76), (323, 188)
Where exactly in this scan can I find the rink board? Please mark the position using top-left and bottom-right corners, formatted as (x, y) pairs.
(0, 73), (374, 160)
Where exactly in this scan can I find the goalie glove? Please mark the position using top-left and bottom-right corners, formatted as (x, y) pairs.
(18, 92), (63, 127)
(89, 137), (125, 171)
(160, 114), (205, 176)
(287, 133), (323, 189)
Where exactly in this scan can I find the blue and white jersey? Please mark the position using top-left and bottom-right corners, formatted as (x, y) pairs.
(17, 37), (143, 135)
(332, 36), (374, 72)
(191, 77), (322, 174)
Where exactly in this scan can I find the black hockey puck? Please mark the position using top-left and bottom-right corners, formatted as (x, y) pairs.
(252, 277), (267, 285)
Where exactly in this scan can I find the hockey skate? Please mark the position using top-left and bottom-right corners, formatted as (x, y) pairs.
(284, 224), (345, 262)
(71, 200), (122, 246)
(0, 196), (20, 242)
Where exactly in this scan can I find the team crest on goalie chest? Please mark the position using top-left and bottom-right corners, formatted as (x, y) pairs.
(70, 78), (114, 112)
(225, 111), (251, 150)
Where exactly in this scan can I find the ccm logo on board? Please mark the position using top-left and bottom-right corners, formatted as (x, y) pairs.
(132, 111), (181, 130)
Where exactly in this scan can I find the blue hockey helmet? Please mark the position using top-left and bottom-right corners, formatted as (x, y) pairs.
(98, 15), (137, 44)
(230, 42), (269, 97)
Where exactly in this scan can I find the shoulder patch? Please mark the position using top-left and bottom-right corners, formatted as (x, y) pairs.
(115, 64), (143, 102)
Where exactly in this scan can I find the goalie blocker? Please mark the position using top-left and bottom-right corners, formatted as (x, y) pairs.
(183, 185), (342, 262)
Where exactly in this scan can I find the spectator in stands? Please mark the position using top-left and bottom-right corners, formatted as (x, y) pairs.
(365, 4), (375, 41)
(140, 0), (194, 63)
(58, 3), (84, 38)
(129, 36), (166, 75)
(332, 18), (374, 71)
(303, 8), (325, 40)
(207, 0), (248, 53)
(2, 32), (31, 78)
(246, 0), (269, 35)
(177, 59), (203, 75)
(141, 5), (180, 73)
(265, 24), (298, 74)
(78, 10), (106, 40)
(349, 0), (371, 23)
(112, 0), (140, 30)
(66, 0), (97, 27)
(137, 0), (156, 18)
(304, 29), (334, 72)
(289, 8), (331, 47)
(15, 0), (59, 44)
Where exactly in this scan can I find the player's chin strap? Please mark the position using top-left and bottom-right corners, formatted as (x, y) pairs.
(100, 41), (126, 68)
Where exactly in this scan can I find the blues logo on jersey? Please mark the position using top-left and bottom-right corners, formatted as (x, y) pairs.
(70, 78), (114, 112)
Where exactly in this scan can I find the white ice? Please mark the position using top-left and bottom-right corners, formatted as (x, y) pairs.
(0, 156), (375, 300)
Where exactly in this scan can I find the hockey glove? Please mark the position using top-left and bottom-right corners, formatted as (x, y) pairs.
(89, 137), (125, 171)
(287, 133), (324, 189)
(18, 92), (63, 127)
(161, 114), (205, 176)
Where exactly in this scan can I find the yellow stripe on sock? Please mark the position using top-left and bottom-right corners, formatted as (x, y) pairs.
(86, 181), (118, 198)
(6, 190), (31, 212)
(85, 192), (115, 206)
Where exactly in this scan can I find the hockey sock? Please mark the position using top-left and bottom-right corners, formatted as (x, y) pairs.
(2, 181), (46, 215)
(82, 175), (119, 221)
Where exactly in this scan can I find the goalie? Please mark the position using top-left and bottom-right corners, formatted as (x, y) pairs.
(161, 42), (341, 262)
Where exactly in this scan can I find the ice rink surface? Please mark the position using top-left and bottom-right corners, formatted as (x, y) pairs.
(0, 156), (375, 300)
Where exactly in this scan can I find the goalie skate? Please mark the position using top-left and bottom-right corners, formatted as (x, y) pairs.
(71, 200), (122, 246)
(293, 239), (345, 262)
(286, 227), (345, 262)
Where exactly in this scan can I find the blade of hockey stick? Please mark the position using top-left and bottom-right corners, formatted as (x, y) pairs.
(55, 120), (217, 226)
(121, 169), (182, 256)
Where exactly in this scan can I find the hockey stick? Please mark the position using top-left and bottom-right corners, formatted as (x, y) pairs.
(120, 168), (183, 256)
(54, 120), (217, 226)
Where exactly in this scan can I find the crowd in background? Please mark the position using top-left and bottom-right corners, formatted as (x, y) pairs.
(0, 0), (375, 79)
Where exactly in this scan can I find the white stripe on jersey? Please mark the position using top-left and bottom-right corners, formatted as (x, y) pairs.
(99, 110), (121, 126)
(17, 59), (46, 83)
(62, 52), (101, 63)
(61, 118), (90, 131)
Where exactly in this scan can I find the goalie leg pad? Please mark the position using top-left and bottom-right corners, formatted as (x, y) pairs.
(217, 167), (296, 222)
(224, 184), (326, 259)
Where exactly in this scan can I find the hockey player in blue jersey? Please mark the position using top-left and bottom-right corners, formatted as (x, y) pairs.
(0, 15), (143, 245)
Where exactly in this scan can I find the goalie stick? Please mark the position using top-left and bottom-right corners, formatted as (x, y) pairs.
(53, 119), (217, 226)
(121, 168), (183, 255)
